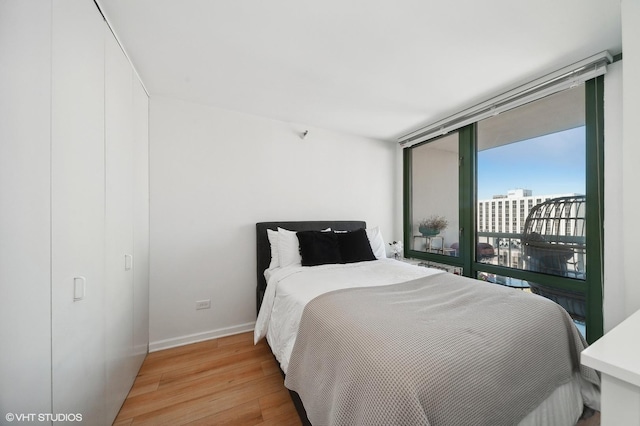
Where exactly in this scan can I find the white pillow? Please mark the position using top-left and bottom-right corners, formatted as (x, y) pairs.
(277, 227), (331, 268)
(366, 226), (387, 259)
(277, 227), (301, 268)
(267, 229), (280, 269)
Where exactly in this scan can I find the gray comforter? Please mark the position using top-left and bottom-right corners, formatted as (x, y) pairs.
(284, 273), (599, 426)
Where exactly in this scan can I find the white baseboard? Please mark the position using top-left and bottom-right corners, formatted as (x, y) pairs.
(148, 321), (256, 352)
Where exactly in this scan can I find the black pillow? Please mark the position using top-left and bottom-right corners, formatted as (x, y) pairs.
(337, 228), (377, 264)
(296, 230), (342, 266)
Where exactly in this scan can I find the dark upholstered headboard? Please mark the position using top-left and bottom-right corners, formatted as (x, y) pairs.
(255, 221), (367, 315)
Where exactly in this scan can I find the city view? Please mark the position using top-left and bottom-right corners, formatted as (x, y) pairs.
(477, 125), (586, 274)
(476, 188), (585, 279)
(476, 125), (588, 331)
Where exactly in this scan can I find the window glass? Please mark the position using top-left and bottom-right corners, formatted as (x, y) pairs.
(404, 79), (603, 342)
(476, 86), (587, 337)
(410, 132), (460, 257)
(476, 87), (586, 279)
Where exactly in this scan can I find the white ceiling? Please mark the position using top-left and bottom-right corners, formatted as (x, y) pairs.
(97, 0), (622, 142)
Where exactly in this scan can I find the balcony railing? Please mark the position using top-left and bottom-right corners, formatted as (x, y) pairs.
(477, 231), (586, 280)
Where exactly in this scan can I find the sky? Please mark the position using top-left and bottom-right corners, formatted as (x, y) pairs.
(477, 126), (586, 201)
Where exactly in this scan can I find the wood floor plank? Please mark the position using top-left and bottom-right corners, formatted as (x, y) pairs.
(126, 373), (162, 398)
(260, 358), (281, 376)
(259, 388), (298, 420)
(114, 332), (300, 426)
(112, 418), (133, 426)
(119, 362), (265, 419)
(144, 339), (218, 363)
(157, 344), (272, 389)
(185, 399), (263, 426)
(129, 374), (286, 425)
(139, 341), (263, 377)
(217, 332), (255, 347)
(254, 411), (302, 426)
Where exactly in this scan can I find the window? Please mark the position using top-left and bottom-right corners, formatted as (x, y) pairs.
(476, 86), (586, 279)
(403, 78), (604, 343)
(408, 132), (460, 257)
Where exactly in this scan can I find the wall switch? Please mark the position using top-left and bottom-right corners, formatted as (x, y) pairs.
(195, 299), (211, 310)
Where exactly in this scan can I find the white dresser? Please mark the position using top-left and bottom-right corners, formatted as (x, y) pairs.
(581, 309), (640, 425)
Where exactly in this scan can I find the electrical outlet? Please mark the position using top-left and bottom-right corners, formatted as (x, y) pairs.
(195, 299), (211, 310)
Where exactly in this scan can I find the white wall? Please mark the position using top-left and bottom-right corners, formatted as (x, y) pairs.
(603, 60), (625, 332)
(149, 96), (397, 350)
(622, 0), (640, 318)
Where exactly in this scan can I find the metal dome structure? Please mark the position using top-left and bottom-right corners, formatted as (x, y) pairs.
(521, 195), (586, 321)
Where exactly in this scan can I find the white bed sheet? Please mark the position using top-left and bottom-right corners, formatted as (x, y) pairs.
(254, 258), (444, 373)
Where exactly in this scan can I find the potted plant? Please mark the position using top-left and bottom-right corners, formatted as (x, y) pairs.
(418, 215), (448, 236)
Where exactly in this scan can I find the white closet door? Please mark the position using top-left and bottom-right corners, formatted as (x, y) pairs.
(105, 28), (135, 422)
(51, 0), (107, 422)
(133, 79), (150, 368)
(0, 1), (52, 416)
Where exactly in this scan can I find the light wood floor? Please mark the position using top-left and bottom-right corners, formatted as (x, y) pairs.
(113, 332), (301, 425)
(115, 331), (600, 426)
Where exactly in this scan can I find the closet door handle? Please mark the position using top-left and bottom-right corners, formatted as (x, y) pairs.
(73, 276), (86, 301)
(124, 254), (133, 271)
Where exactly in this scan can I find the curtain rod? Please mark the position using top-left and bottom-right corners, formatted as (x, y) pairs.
(399, 51), (612, 148)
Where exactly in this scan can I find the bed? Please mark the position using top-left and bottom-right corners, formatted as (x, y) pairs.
(254, 221), (600, 426)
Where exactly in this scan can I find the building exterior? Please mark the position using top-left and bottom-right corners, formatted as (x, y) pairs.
(477, 189), (581, 270)
(477, 189), (578, 234)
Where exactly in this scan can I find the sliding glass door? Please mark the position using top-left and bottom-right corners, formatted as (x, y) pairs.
(476, 86), (589, 333)
(403, 78), (604, 343)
